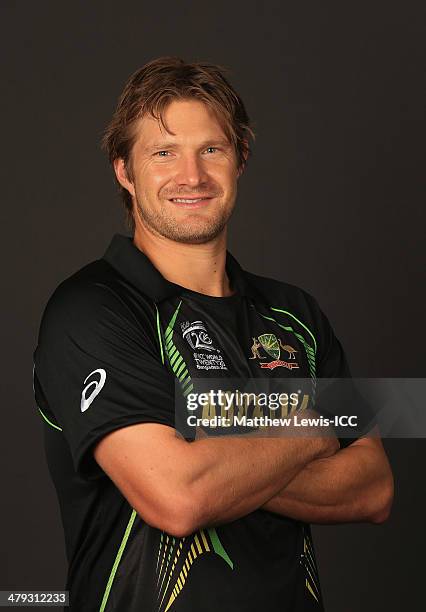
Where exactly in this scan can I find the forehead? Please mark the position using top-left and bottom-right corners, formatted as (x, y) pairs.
(134, 98), (229, 147)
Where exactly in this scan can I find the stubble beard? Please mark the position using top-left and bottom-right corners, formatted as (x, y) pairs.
(134, 195), (235, 245)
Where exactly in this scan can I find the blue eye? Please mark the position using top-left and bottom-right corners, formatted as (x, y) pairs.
(156, 151), (169, 157)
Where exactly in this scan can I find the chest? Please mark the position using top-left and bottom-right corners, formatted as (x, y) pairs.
(159, 296), (316, 378)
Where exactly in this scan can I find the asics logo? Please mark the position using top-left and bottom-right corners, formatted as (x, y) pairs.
(80, 368), (106, 413)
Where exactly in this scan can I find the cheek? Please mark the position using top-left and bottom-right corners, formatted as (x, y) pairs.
(135, 165), (172, 194)
(211, 164), (237, 187)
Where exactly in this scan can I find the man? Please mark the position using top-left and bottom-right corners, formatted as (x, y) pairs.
(33, 56), (393, 611)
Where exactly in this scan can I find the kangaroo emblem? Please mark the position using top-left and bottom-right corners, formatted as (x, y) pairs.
(249, 337), (265, 359)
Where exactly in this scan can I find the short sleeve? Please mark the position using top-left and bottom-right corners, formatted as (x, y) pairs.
(314, 302), (377, 446)
(33, 280), (175, 479)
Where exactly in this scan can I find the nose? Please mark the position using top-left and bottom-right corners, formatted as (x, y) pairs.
(174, 152), (209, 187)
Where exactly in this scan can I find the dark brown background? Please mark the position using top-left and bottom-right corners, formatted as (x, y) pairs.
(1, 1), (425, 610)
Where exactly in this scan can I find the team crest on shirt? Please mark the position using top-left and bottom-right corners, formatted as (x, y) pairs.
(181, 320), (227, 370)
(249, 333), (299, 370)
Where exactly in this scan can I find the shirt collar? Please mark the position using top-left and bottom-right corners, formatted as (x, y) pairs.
(103, 234), (256, 303)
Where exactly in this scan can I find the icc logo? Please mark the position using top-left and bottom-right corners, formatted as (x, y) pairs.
(181, 321), (218, 352)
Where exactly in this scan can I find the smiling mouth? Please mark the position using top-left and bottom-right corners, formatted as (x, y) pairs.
(168, 196), (214, 208)
(169, 197), (213, 203)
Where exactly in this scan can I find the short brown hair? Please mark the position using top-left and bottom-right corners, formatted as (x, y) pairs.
(101, 56), (256, 228)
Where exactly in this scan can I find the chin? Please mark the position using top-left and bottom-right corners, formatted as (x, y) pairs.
(161, 216), (226, 244)
(169, 229), (224, 245)
(137, 205), (230, 244)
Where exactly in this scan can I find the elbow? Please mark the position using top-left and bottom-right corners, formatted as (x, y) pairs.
(162, 486), (209, 537)
(369, 476), (394, 525)
(370, 497), (393, 525)
(135, 488), (202, 538)
(163, 494), (204, 537)
(163, 509), (200, 538)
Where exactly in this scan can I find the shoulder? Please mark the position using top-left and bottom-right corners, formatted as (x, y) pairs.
(40, 259), (122, 327)
(244, 270), (324, 324)
(37, 259), (153, 345)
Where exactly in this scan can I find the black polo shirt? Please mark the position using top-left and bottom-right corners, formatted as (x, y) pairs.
(33, 234), (373, 612)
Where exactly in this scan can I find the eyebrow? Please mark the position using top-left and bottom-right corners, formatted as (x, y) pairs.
(144, 138), (232, 152)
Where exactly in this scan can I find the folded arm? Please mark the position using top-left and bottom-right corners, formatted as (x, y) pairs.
(261, 427), (394, 524)
(93, 416), (339, 537)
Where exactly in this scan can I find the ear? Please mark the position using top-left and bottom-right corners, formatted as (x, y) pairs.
(237, 140), (249, 178)
(113, 158), (136, 197)
(237, 163), (246, 179)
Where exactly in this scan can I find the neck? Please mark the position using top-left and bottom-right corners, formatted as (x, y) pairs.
(133, 224), (234, 297)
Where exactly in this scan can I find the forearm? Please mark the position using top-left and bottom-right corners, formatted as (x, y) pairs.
(186, 429), (338, 529)
(96, 418), (339, 538)
(261, 439), (394, 524)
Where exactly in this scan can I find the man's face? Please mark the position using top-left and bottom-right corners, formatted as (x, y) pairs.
(117, 98), (242, 244)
